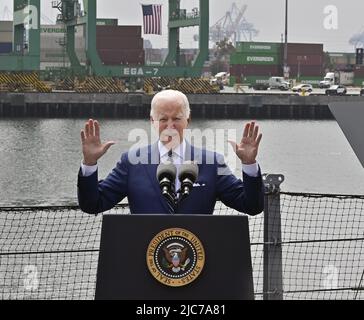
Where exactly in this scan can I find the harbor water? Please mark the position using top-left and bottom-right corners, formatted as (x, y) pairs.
(1, 118), (364, 206)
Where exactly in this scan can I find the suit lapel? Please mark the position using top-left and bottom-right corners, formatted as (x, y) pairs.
(185, 142), (203, 174)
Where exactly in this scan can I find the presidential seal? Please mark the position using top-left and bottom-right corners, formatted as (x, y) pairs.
(146, 228), (205, 287)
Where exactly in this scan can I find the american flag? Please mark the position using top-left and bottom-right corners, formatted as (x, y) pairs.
(142, 4), (162, 35)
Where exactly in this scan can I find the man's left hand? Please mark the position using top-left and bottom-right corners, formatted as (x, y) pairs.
(229, 121), (262, 165)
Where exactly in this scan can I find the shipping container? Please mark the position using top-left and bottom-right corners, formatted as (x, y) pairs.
(229, 75), (237, 87)
(0, 42), (12, 53)
(241, 76), (270, 86)
(328, 52), (356, 65)
(331, 64), (354, 71)
(229, 53), (241, 65)
(145, 49), (163, 64)
(0, 21), (13, 32)
(287, 54), (323, 66)
(287, 65), (323, 77)
(96, 37), (143, 50)
(354, 65), (364, 77)
(40, 48), (86, 63)
(229, 64), (242, 76)
(97, 49), (145, 65)
(0, 31), (13, 43)
(96, 25), (142, 37)
(339, 72), (354, 85)
(41, 26), (66, 34)
(230, 52), (281, 65)
(236, 41), (281, 54)
(41, 39), (85, 51)
(40, 50), (67, 63)
(299, 77), (322, 87)
(286, 43), (323, 55)
(241, 64), (281, 76)
(96, 19), (118, 26)
(353, 78), (364, 86)
(230, 64), (281, 77)
(40, 62), (71, 70)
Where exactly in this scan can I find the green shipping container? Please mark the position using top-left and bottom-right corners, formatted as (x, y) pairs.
(354, 78), (364, 86)
(230, 53), (242, 65)
(230, 52), (281, 65)
(241, 76), (270, 85)
(96, 19), (118, 26)
(229, 75), (236, 87)
(299, 77), (322, 87)
(328, 52), (356, 65)
(236, 41), (280, 54)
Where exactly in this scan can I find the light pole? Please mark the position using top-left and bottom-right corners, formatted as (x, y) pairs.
(283, 0), (288, 78)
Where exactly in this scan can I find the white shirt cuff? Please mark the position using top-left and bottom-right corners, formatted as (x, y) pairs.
(242, 162), (259, 177)
(81, 162), (98, 177)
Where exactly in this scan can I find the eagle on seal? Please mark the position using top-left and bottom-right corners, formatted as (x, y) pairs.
(162, 245), (190, 273)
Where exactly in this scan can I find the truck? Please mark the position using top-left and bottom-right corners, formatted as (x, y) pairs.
(251, 76), (290, 90)
(319, 72), (335, 88)
(211, 72), (229, 89)
(268, 77), (290, 90)
(319, 71), (354, 88)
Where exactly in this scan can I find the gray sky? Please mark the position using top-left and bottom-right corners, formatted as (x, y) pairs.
(1, 0), (363, 52)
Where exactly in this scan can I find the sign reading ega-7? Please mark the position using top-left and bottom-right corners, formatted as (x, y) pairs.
(121, 67), (202, 78)
(122, 67), (160, 77)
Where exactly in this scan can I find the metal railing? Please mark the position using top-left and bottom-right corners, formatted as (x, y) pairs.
(0, 177), (363, 300)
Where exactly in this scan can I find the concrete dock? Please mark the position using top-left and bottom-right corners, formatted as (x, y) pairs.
(0, 92), (363, 119)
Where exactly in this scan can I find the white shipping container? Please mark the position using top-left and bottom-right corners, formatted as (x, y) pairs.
(339, 72), (354, 85)
(40, 62), (71, 70)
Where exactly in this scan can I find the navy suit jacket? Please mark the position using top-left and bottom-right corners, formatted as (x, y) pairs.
(77, 142), (264, 215)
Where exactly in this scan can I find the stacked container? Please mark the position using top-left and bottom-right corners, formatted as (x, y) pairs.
(328, 52), (356, 70)
(353, 65), (364, 86)
(0, 21), (13, 54)
(96, 19), (118, 26)
(40, 24), (86, 70)
(229, 41), (325, 86)
(286, 43), (324, 84)
(229, 42), (282, 86)
(96, 25), (144, 65)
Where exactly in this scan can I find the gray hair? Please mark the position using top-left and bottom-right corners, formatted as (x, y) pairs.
(150, 89), (190, 119)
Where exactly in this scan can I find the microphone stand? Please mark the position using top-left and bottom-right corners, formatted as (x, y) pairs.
(160, 178), (177, 213)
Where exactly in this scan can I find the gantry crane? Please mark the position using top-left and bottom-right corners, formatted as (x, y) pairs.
(0, 0), (40, 71)
(209, 2), (258, 45)
(0, 0), (210, 78)
(52, 0), (209, 77)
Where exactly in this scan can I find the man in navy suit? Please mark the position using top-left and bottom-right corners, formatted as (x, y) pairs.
(78, 90), (264, 215)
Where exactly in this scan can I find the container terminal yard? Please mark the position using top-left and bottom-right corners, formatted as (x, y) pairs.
(0, 0), (363, 118)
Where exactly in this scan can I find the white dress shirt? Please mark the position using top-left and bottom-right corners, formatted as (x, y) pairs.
(158, 140), (185, 192)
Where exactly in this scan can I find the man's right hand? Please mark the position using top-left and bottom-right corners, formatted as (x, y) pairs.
(81, 119), (115, 166)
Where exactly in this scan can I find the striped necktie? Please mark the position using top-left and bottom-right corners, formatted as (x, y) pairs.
(164, 149), (176, 213)
(167, 149), (181, 193)
(168, 149), (173, 162)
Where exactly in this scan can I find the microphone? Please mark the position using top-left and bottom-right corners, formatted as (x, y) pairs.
(156, 162), (177, 204)
(178, 161), (199, 199)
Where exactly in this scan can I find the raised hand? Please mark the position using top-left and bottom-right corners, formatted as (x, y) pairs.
(81, 119), (115, 165)
(229, 121), (262, 165)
